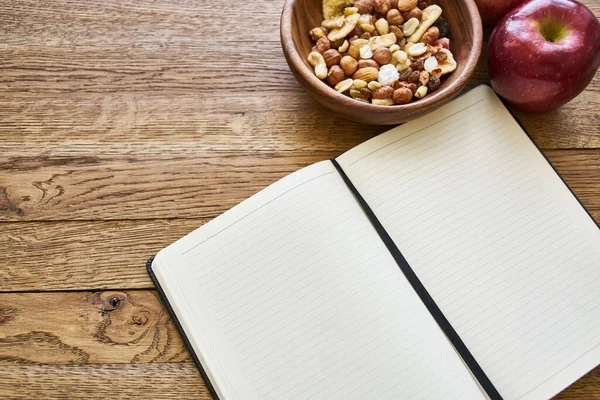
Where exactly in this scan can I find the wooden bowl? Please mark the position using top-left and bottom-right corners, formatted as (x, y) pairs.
(280, 0), (483, 125)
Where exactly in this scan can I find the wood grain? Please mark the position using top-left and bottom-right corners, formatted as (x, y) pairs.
(0, 363), (211, 399)
(0, 291), (190, 364)
(0, 220), (205, 291)
(0, 150), (597, 222)
(0, 363), (597, 399)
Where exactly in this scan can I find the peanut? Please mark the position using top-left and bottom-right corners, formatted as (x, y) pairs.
(308, 51), (328, 79)
(402, 18), (419, 37)
(375, 18), (390, 35)
(335, 78), (354, 93)
(414, 85), (428, 98)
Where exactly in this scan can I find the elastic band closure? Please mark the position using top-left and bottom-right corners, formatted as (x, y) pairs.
(331, 158), (502, 400)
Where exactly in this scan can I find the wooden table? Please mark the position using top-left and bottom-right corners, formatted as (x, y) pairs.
(0, 0), (598, 398)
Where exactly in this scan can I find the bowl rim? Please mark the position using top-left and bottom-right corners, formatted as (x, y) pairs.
(280, 0), (483, 115)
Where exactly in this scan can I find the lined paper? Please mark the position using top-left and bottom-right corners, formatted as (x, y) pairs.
(337, 85), (600, 400)
(153, 160), (485, 400)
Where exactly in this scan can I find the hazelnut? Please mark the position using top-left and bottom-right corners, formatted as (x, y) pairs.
(420, 26), (440, 45)
(393, 87), (413, 104)
(312, 37), (331, 53)
(400, 81), (418, 93)
(372, 86), (395, 99)
(386, 9), (404, 26)
(358, 59), (380, 69)
(406, 8), (423, 21)
(309, 27), (328, 41)
(390, 25), (404, 39)
(326, 65), (345, 86)
(427, 75), (441, 91)
(323, 49), (342, 67)
(354, 0), (375, 14)
(373, 48), (392, 65)
(340, 55), (358, 75)
(374, 0), (391, 15)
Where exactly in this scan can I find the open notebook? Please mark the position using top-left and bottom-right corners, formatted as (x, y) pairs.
(147, 85), (600, 400)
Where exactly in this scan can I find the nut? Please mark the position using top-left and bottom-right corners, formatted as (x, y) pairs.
(408, 42), (427, 56)
(328, 13), (361, 42)
(391, 50), (407, 66)
(330, 37), (345, 48)
(309, 27), (328, 41)
(358, 13), (373, 26)
(390, 25), (404, 39)
(424, 55), (438, 72)
(360, 87), (373, 99)
(414, 85), (428, 98)
(338, 39), (349, 52)
(392, 79), (401, 89)
(427, 75), (441, 91)
(312, 37), (331, 54)
(354, 0), (375, 14)
(389, 44), (401, 53)
(407, 5), (442, 43)
(335, 78), (354, 93)
(350, 88), (369, 99)
(348, 38), (369, 58)
(360, 44), (374, 59)
(374, 0), (392, 15)
(353, 79), (368, 89)
(358, 59), (380, 69)
(308, 51), (328, 79)
(373, 47), (392, 65)
(360, 23), (375, 33)
(375, 18), (390, 35)
(397, 0), (418, 11)
(405, 8), (423, 21)
(368, 81), (382, 90)
(378, 64), (400, 86)
(322, 16), (345, 29)
(386, 9), (404, 25)
(420, 26), (440, 45)
(419, 70), (430, 86)
(393, 87), (413, 104)
(340, 55), (359, 75)
(352, 66), (379, 82)
(369, 32), (397, 50)
(403, 18), (419, 37)
(323, 49), (342, 67)
(372, 86), (394, 99)
(360, 31), (371, 40)
(344, 6), (359, 15)
(396, 58), (411, 72)
(372, 98), (395, 106)
(327, 65), (345, 86)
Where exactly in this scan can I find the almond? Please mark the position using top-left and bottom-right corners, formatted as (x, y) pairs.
(352, 67), (379, 82)
(397, 0), (418, 12)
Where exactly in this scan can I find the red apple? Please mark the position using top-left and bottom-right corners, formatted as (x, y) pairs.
(474, 0), (527, 25)
(488, 0), (600, 113)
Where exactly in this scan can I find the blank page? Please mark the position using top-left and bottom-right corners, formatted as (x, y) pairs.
(152, 160), (485, 400)
(337, 85), (600, 400)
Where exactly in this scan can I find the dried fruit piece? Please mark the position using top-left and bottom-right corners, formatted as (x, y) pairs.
(344, 6), (359, 15)
(323, 0), (348, 20)
(427, 75), (440, 91)
(407, 5), (442, 43)
(436, 48), (456, 75)
(420, 26), (440, 45)
(369, 32), (397, 50)
(432, 16), (449, 38)
(419, 70), (430, 86)
(328, 13), (361, 42)
(322, 15), (345, 29)
(372, 98), (395, 105)
(434, 37), (450, 49)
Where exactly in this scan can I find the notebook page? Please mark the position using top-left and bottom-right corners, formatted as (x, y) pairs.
(336, 85), (600, 400)
(152, 160), (485, 400)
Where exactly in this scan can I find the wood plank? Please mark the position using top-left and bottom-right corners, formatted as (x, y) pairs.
(0, 219), (204, 291)
(0, 363), (211, 399)
(0, 359), (597, 399)
(0, 291), (190, 364)
(0, 290), (598, 398)
(0, 150), (598, 222)
(0, 90), (598, 161)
